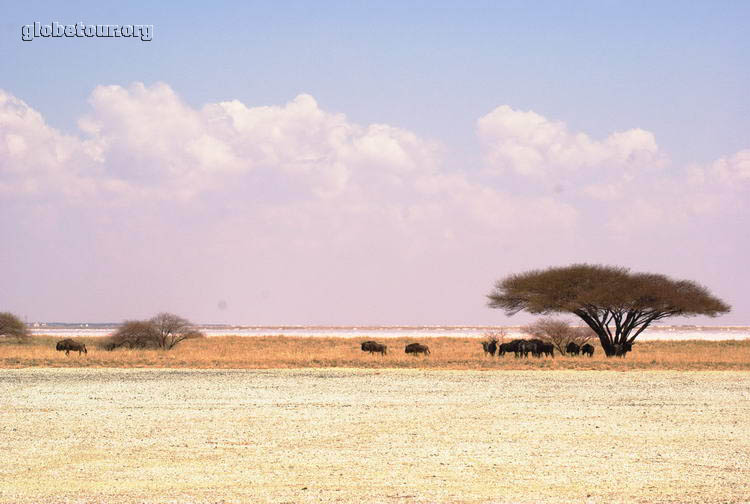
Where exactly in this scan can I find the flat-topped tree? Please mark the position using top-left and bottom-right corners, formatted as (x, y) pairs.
(487, 264), (730, 356)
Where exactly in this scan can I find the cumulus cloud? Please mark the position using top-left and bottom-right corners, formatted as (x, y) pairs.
(477, 105), (663, 181)
(0, 90), (99, 199)
(703, 149), (750, 186)
(1, 83), (579, 230)
(71, 83), (448, 200)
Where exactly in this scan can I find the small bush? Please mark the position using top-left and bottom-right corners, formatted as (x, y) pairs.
(104, 313), (205, 351)
(0, 312), (30, 342)
(522, 317), (595, 354)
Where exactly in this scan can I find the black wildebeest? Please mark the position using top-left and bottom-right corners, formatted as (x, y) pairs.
(405, 343), (430, 356)
(56, 338), (87, 356)
(481, 339), (498, 356)
(361, 340), (387, 355)
(566, 342), (581, 356)
(581, 343), (594, 357)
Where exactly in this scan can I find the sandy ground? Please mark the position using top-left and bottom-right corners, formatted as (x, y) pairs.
(1, 368), (749, 504)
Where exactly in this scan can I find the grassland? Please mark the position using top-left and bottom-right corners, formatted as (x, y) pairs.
(2, 335), (750, 370)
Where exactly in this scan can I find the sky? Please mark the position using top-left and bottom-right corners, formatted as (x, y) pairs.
(1, 1), (749, 325)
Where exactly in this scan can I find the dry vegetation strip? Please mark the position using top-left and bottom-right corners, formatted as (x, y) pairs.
(2, 336), (750, 370)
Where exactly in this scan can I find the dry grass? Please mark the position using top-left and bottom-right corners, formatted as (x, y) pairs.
(2, 335), (750, 370)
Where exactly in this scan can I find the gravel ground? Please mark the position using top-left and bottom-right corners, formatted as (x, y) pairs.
(1, 368), (749, 503)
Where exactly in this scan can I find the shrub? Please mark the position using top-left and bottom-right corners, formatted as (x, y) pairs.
(105, 313), (204, 351)
(522, 317), (595, 354)
(0, 312), (30, 342)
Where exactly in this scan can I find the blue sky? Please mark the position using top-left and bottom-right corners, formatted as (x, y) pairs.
(4, 1), (748, 163)
(1, 2), (749, 324)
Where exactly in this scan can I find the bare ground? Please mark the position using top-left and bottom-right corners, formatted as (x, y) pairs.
(1, 368), (749, 503)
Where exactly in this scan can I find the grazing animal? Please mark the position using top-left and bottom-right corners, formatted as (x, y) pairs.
(56, 338), (87, 356)
(405, 343), (430, 356)
(361, 341), (387, 355)
(518, 340), (538, 358)
(581, 343), (594, 357)
(528, 339), (545, 357)
(612, 342), (632, 357)
(566, 342), (581, 356)
(499, 339), (525, 357)
(481, 339), (498, 356)
(497, 342), (516, 356)
(538, 342), (555, 358)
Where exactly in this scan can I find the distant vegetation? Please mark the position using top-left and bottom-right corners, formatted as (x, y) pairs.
(104, 312), (204, 350)
(0, 312), (29, 342)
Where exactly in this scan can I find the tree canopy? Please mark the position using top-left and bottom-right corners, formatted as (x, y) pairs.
(0, 312), (30, 341)
(487, 264), (730, 356)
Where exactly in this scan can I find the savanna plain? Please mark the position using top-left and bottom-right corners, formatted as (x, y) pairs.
(1, 337), (749, 503)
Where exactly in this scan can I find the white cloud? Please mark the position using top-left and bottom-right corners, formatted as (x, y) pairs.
(72, 84), (446, 200)
(706, 149), (750, 186)
(0, 90), (97, 199)
(477, 105), (663, 179)
(1, 83), (578, 245)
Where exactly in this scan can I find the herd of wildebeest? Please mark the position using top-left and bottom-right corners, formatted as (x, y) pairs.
(360, 338), (614, 358)
(479, 338), (595, 358)
(52, 336), (619, 359)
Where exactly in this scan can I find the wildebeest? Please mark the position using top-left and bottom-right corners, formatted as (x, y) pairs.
(361, 340), (387, 355)
(566, 342), (581, 355)
(528, 339), (546, 358)
(518, 340), (539, 358)
(538, 342), (555, 358)
(481, 339), (498, 356)
(581, 343), (594, 357)
(405, 343), (430, 356)
(56, 338), (87, 356)
(497, 339), (525, 357)
(497, 342), (515, 356)
(612, 342), (632, 357)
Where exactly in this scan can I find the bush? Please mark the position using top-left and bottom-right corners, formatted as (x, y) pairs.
(0, 312), (30, 342)
(106, 320), (161, 349)
(482, 327), (507, 343)
(105, 313), (204, 350)
(522, 317), (595, 354)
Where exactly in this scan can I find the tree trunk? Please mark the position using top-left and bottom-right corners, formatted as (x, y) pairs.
(572, 312), (620, 357)
(598, 334), (617, 357)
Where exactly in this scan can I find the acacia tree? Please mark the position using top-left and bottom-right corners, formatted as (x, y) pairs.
(487, 264), (730, 357)
(0, 312), (30, 341)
